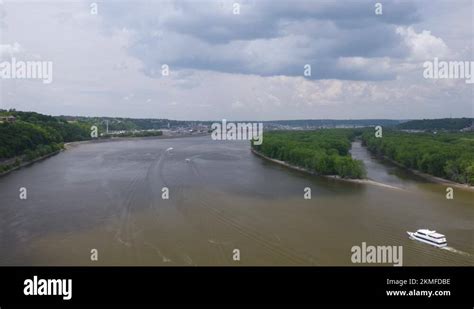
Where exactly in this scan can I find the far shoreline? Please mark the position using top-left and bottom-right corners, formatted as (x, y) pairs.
(64, 132), (210, 150)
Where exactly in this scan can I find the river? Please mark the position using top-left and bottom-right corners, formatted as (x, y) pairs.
(0, 136), (472, 265)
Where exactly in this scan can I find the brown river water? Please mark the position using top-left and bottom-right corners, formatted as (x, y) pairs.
(0, 136), (472, 265)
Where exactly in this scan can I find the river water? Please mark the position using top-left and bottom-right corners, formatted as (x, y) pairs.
(0, 136), (472, 265)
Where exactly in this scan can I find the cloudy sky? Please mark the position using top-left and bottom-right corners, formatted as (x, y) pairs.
(0, 0), (472, 120)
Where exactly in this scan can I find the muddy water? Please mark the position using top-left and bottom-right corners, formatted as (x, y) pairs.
(0, 137), (472, 265)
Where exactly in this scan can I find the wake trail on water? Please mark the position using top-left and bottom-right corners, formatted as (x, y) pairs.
(441, 246), (472, 257)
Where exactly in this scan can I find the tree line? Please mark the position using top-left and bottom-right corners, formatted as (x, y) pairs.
(397, 118), (473, 131)
(361, 130), (474, 185)
(0, 110), (171, 173)
(0, 111), (92, 160)
(252, 129), (366, 179)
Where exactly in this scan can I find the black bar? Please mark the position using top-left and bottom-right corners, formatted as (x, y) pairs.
(0, 267), (472, 307)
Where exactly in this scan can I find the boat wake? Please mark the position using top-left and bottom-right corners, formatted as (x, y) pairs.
(441, 246), (472, 257)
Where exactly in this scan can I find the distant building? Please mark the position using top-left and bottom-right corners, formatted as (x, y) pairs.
(460, 123), (474, 132)
(0, 116), (16, 123)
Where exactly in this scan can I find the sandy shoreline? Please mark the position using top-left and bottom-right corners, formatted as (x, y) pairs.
(251, 148), (403, 190)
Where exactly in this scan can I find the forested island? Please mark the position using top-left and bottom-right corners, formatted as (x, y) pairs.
(252, 121), (474, 185)
(362, 131), (474, 185)
(251, 129), (366, 179)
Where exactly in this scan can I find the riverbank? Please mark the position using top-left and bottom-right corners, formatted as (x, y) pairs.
(360, 132), (474, 192)
(375, 153), (474, 192)
(251, 148), (402, 190)
(0, 150), (61, 177)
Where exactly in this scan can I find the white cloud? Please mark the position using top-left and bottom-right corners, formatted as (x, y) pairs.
(396, 26), (450, 60)
(0, 0), (471, 120)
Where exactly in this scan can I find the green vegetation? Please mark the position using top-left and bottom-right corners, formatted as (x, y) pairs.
(268, 119), (402, 128)
(59, 115), (195, 132)
(0, 110), (164, 174)
(252, 129), (366, 179)
(0, 110), (91, 162)
(397, 118), (473, 131)
(0, 158), (21, 174)
(362, 130), (474, 185)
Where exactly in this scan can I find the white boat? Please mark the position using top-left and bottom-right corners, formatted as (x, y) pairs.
(407, 229), (447, 248)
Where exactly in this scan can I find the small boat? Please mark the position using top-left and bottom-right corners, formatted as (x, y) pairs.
(407, 229), (447, 248)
